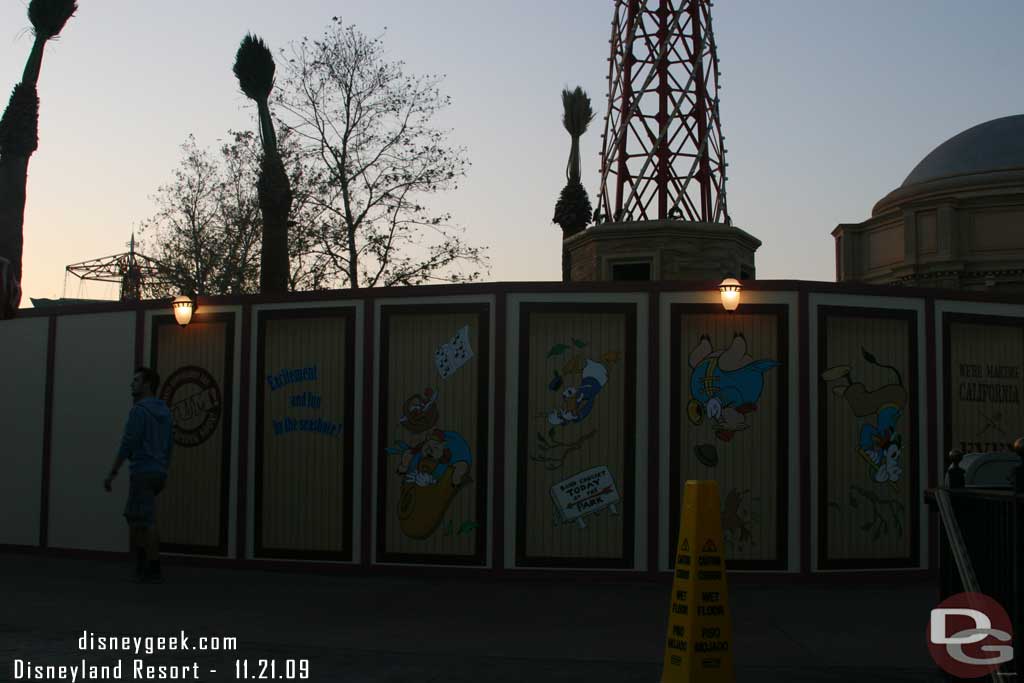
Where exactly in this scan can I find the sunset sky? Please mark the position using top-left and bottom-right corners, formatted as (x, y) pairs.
(2, 0), (1023, 302)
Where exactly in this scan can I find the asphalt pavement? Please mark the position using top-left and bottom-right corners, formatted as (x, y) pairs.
(0, 553), (948, 682)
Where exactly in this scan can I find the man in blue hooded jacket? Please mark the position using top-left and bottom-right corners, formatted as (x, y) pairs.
(104, 366), (174, 582)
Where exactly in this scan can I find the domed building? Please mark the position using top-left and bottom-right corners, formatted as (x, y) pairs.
(834, 115), (1024, 291)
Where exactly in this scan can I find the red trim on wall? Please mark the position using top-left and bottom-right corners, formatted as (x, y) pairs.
(39, 316), (57, 548)
(252, 306), (356, 561)
(151, 312), (236, 557)
(816, 305), (920, 571)
(361, 298), (375, 568)
(924, 298), (937, 574)
(15, 278), (1024, 318)
(375, 303), (491, 567)
(647, 291), (660, 576)
(236, 304), (251, 559)
(667, 303), (790, 571)
(492, 294), (507, 573)
(515, 302), (638, 569)
(798, 291), (810, 575)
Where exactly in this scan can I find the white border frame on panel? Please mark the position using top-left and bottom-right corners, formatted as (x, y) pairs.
(658, 289), (800, 573)
(247, 300), (365, 564)
(372, 295), (496, 569)
(505, 292), (649, 572)
(808, 294), (928, 573)
(145, 305), (242, 559)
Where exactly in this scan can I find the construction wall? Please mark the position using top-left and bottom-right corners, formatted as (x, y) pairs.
(4, 283), (1023, 575)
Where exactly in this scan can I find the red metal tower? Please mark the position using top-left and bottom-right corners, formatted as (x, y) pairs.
(596, 0), (729, 225)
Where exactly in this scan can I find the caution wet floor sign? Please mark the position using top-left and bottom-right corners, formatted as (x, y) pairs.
(661, 480), (735, 682)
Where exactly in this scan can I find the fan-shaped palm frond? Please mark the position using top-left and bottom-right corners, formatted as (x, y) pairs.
(561, 86), (594, 138)
(28, 0), (77, 42)
(561, 86), (594, 184)
(233, 34), (276, 103)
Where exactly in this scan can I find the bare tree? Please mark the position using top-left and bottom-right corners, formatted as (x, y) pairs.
(140, 131), (327, 297)
(273, 18), (488, 288)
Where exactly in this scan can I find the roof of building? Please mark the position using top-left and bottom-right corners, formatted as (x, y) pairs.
(902, 114), (1024, 188)
(29, 297), (111, 308)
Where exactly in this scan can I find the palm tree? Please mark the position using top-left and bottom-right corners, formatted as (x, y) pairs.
(552, 87), (595, 280)
(0, 0), (77, 318)
(233, 34), (291, 294)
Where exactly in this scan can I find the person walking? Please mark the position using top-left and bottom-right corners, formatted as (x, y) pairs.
(104, 366), (174, 582)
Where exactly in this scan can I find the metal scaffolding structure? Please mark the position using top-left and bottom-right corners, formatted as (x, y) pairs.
(596, 0), (729, 225)
(64, 233), (169, 301)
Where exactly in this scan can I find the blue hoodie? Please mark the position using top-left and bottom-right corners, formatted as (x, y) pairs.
(118, 397), (174, 475)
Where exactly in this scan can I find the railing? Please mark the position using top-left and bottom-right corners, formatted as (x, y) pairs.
(926, 484), (1023, 679)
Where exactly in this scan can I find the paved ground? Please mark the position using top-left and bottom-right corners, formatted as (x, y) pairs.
(1, 553), (949, 682)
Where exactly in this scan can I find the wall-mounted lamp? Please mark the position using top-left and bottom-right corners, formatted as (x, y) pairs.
(719, 277), (741, 312)
(172, 294), (195, 327)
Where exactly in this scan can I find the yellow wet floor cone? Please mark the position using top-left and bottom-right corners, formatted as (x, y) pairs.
(661, 480), (735, 682)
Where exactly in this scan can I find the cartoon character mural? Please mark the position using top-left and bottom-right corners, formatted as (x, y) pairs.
(394, 427), (474, 539)
(534, 339), (621, 470)
(548, 358), (609, 426)
(721, 488), (757, 554)
(821, 348), (906, 486)
(687, 333), (780, 442)
(383, 324), (480, 542)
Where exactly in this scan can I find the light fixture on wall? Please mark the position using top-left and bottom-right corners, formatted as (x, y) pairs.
(172, 295), (195, 327)
(719, 277), (741, 312)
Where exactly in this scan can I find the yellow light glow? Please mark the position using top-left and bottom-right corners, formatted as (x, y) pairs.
(719, 277), (741, 311)
(172, 295), (195, 327)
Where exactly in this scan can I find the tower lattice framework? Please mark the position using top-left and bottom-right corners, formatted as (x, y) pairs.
(597, 0), (729, 225)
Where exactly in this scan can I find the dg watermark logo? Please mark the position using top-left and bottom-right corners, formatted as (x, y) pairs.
(928, 591), (1015, 678)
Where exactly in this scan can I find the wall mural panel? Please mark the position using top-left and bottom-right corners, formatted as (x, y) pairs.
(516, 304), (636, 568)
(377, 305), (489, 565)
(669, 304), (788, 570)
(256, 309), (355, 560)
(151, 314), (234, 555)
(944, 316), (1024, 458)
(818, 307), (918, 569)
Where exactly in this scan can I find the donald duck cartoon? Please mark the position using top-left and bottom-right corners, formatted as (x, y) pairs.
(687, 333), (780, 442)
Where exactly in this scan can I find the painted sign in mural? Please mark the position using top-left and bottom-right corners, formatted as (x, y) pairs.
(672, 306), (786, 569)
(258, 312), (353, 559)
(945, 318), (1024, 456)
(151, 316), (233, 554)
(379, 306), (487, 564)
(550, 465), (621, 528)
(159, 365), (222, 448)
(819, 308), (917, 568)
(519, 305), (635, 567)
(266, 364), (344, 438)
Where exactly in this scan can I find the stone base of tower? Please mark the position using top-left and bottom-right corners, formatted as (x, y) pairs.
(563, 220), (761, 282)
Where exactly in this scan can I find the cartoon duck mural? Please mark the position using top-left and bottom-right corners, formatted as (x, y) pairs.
(821, 348), (906, 485)
(687, 333), (780, 442)
(548, 358), (609, 426)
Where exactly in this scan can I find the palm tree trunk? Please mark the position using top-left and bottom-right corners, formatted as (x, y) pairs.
(255, 99), (277, 153)
(567, 135), (581, 183)
(254, 99), (291, 293)
(21, 39), (46, 86)
(0, 157), (28, 287)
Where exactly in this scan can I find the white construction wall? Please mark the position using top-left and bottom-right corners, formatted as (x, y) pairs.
(0, 317), (49, 546)
(48, 312), (136, 551)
